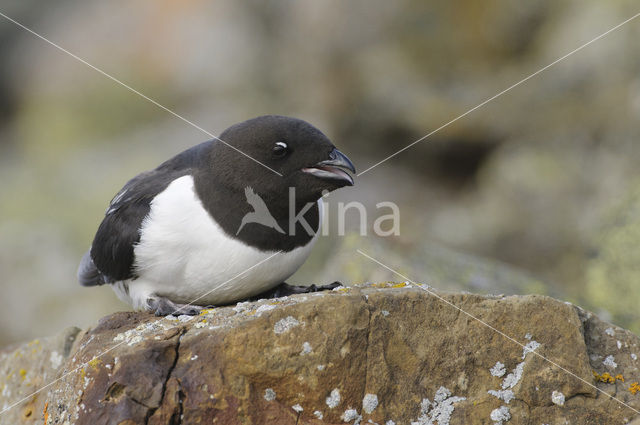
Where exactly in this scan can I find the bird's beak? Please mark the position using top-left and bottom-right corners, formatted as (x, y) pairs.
(302, 148), (356, 186)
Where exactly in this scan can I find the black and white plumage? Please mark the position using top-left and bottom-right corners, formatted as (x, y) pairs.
(78, 115), (355, 315)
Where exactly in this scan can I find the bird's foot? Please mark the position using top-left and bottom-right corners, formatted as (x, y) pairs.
(147, 296), (205, 316)
(251, 281), (343, 300)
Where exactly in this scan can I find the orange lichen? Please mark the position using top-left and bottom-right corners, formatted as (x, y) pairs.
(593, 371), (615, 384)
(369, 282), (394, 288)
(88, 357), (102, 370)
(28, 339), (41, 354)
(630, 382), (640, 394)
(593, 371), (628, 385)
(43, 401), (49, 424)
(368, 281), (408, 288)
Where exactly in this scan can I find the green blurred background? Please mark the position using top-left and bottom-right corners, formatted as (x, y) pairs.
(1, 0), (640, 346)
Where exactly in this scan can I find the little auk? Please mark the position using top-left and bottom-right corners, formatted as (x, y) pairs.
(78, 115), (355, 315)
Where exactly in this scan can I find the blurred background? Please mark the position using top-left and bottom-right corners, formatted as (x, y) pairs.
(1, 0), (640, 346)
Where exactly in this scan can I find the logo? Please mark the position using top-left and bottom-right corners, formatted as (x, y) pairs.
(236, 186), (400, 237)
(236, 187), (285, 235)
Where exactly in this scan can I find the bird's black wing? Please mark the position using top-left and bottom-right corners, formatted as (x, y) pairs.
(78, 141), (213, 286)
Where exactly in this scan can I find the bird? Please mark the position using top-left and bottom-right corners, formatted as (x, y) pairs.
(236, 186), (285, 235)
(77, 115), (356, 316)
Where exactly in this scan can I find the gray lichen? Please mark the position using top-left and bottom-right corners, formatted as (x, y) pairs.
(264, 388), (276, 401)
(362, 393), (378, 414)
(326, 388), (341, 408)
(410, 386), (465, 425)
(490, 405), (510, 424)
(273, 316), (300, 334)
(490, 361), (506, 377)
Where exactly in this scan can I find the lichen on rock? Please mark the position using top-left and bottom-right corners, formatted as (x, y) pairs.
(1, 284), (640, 424)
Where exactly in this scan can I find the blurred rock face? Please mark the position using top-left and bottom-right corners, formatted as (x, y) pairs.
(587, 183), (640, 333)
(1, 0), (640, 344)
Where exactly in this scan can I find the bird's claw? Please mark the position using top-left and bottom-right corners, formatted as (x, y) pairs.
(251, 281), (343, 300)
(147, 296), (205, 316)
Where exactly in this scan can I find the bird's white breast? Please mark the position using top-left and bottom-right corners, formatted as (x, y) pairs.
(120, 175), (320, 309)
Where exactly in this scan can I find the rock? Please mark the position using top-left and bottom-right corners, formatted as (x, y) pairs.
(1, 284), (640, 424)
(0, 326), (82, 423)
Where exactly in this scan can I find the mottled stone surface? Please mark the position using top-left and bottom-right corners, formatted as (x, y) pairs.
(0, 326), (82, 424)
(587, 183), (640, 333)
(2, 284), (640, 424)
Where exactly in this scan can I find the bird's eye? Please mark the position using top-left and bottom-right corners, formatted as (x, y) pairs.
(273, 141), (288, 157)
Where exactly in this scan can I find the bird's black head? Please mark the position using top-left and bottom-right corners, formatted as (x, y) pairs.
(209, 115), (355, 204)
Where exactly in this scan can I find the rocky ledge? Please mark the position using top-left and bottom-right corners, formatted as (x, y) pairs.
(1, 283), (640, 425)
